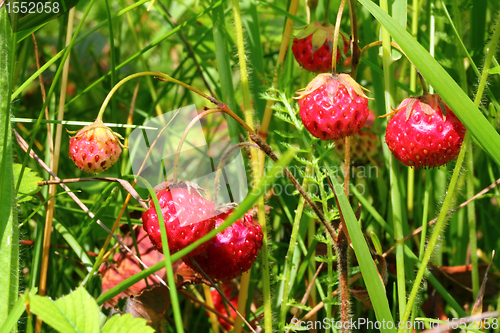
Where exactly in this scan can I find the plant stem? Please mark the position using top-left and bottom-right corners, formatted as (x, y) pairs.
(331, 0), (347, 72)
(36, 9), (75, 332)
(399, 15), (500, 326)
(323, 0), (331, 25)
(147, 187), (185, 333)
(380, 0), (406, 322)
(280, 163), (311, 331)
(231, 1), (272, 332)
(233, 270), (250, 333)
(260, 0), (299, 140)
(0, 7), (18, 329)
(398, 132), (469, 329)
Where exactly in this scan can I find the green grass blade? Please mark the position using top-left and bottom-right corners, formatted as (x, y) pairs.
(357, 0), (500, 167)
(0, 293), (25, 333)
(53, 219), (93, 273)
(328, 172), (396, 333)
(0, 7), (19, 329)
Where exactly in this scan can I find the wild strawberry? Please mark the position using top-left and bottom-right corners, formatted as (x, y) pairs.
(208, 283), (239, 331)
(69, 119), (123, 174)
(142, 181), (216, 255)
(184, 209), (263, 281)
(334, 111), (380, 164)
(385, 94), (466, 167)
(292, 22), (350, 73)
(296, 73), (370, 140)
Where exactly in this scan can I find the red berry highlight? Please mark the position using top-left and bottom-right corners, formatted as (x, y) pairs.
(297, 73), (370, 141)
(185, 209), (263, 281)
(292, 22), (350, 73)
(385, 94), (466, 168)
(142, 182), (215, 255)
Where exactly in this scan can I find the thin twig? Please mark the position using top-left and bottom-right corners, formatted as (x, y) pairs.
(37, 177), (148, 210)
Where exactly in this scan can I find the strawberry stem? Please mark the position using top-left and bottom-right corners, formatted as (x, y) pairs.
(323, 0), (331, 25)
(343, 137), (351, 197)
(331, 0), (347, 73)
(348, 0), (360, 78)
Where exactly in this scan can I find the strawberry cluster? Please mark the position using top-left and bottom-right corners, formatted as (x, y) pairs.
(142, 181), (263, 281)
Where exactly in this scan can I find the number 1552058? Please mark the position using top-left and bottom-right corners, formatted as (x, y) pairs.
(4, 1), (60, 14)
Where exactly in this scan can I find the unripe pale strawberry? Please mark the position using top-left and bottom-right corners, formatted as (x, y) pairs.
(184, 209), (263, 281)
(69, 120), (123, 174)
(296, 73), (370, 140)
(292, 22), (350, 73)
(142, 181), (216, 256)
(385, 94), (466, 168)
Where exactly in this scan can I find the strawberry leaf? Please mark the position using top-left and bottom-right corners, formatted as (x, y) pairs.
(29, 287), (100, 333)
(12, 163), (42, 203)
(101, 314), (155, 333)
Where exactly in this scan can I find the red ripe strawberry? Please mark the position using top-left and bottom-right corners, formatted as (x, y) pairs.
(334, 111), (380, 164)
(69, 120), (123, 174)
(292, 22), (350, 73)
(208, 283), (239, 331)
(142, 182), (216, 255)
(296, 73), (370, 140)
(385, 94), (466, 167)
(184, 209), (263, 281)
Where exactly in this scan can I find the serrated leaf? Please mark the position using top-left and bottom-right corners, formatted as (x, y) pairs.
(489, 66), (500, 74)
(101, 314), (155, 333)
(12, 163), (42, 202)
(29, 287), (100, 333)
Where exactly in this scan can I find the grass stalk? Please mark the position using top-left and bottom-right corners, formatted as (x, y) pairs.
(379, 0), (406, 321)
(0, 7), (18, 329)
(260, 0), (299, 139)
(279, 163), (311, 331)
(231, 1), (272, 332)
(37, 12), (75, 329)
(147, 187), (184, 333)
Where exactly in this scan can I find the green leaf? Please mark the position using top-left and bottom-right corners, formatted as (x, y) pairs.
(328, 172), (396, 333)
(101, 314), (154, 333)
(12, 163), (42, 203)
(489, 66), (500, 74)
(0, 7), (19, 328)
(30, 287), (100, 333)
(358, 0), (500, 167)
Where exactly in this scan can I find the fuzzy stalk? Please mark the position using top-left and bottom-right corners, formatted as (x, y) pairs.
(399, 22), (500, 323)
(231, 1), (272, 332)
(0, 7), (18, 329)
